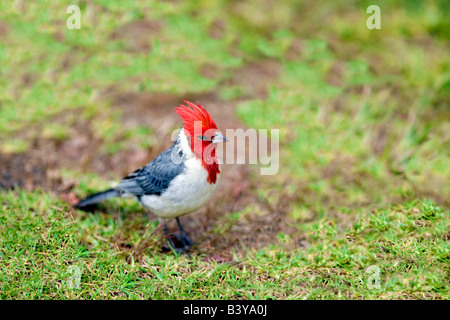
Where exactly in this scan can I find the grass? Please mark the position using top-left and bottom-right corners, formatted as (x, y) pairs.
(0, 0), (449, 299)
(1, 190), (447, 299)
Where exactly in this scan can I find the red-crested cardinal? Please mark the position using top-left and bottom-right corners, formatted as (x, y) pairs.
(75, 101), (227, 251)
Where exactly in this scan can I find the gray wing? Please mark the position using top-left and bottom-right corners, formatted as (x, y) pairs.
(116, 142), (185, 196)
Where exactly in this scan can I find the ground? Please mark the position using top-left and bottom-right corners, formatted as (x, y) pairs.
(0, 0), (449, 299)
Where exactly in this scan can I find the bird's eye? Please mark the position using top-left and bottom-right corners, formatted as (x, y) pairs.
(197, 135), (211, 142)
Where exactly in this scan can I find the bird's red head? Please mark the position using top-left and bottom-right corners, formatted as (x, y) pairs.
(175, 101), (227, 184)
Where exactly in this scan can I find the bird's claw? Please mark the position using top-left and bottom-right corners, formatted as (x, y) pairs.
(162, 233), (193, 254)
(178, 232), (194, 248)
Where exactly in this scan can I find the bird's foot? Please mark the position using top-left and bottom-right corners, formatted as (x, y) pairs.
(178, 231), (194, 248)
(162, 233), (192, 254)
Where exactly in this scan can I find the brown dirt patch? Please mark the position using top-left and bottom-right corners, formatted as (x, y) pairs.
(208, 18), (227, 40)
(0, 21), (8, 38)
(0, 152), (48, 191)
(222, 60), (281, 99)
(0, 140), (63, 192)
(110, 20), (163, 52)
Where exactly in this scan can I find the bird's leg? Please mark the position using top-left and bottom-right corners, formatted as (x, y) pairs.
(176, 217), (193, 248)
(163, 224), (178, 251)
(163, 223), (189, 253)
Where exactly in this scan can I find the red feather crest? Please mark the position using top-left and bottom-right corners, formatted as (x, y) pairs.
(175, 101), (220, 184)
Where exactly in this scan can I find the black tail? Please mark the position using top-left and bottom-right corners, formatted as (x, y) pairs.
(75, 188), (121, 210)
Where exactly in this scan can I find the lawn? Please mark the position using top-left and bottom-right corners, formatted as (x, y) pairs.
(0, 0), (449, 299)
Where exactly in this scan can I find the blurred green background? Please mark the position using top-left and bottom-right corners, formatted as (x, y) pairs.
(0, 0), (448, 299)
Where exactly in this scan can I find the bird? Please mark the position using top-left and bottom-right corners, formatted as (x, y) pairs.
(75, 100), (228, 252)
